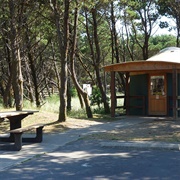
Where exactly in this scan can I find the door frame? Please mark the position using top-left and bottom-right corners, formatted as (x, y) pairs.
(148, 73), (167, 116)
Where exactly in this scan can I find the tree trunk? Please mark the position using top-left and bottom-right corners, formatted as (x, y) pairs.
(91, 8), (110, 114)
(11, 41), (23, 111)
(110, 2), (126, 95)
(51, 0), (70, 122)
(67, 76), (71, 111)
(24, 58), (35, 103)
(27, 41), (41, 107)
(3, 75), (13, 108)
(69, 0), (93, 118)
(77, 89), (84, 109)
(2, 40), (13, 107)
(9, 0), (23, 111)
(59, 0), (70, 121)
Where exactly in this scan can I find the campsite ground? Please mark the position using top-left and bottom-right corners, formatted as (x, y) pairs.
(1, 111), (180, 143)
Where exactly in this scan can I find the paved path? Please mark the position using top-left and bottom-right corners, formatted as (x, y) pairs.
(0, 116), (179, 171)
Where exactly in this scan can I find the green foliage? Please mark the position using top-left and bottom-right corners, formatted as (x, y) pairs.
(157, 0), (180, 46)
(92, 107), (106, 114)
(23, 95), (60, 113)
(157, 0), (176, 18)
(149, 34), (176, 56)
(90, 86), (103, 108)
(70, 88), (77, 97)
(67, 108), (87, 119)
(159, 21), (169, 29)
(0, 97), (4, 110)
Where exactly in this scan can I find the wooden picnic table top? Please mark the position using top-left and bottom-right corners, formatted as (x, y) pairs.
(0, 110), (38, 119)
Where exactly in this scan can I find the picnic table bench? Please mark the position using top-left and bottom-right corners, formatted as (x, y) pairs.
(0, 111), (44, 151)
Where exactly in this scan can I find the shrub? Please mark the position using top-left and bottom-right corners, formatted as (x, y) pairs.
(70, 88), (77, 97)
(90, 86), (102, 108)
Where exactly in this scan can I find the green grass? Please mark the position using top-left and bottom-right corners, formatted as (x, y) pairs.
(67, 109), (87, 118)
(0, 94), (117, 119)
(23, 95), (60, 113)
(22, 95), (95, 118)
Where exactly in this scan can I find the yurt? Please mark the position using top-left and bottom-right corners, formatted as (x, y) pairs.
(104, 47), (180, 119)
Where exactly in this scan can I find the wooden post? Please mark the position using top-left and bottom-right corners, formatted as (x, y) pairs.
(172, 68), (178, 119)
(110, 71), (116, 117)
(126, 72), (130, 115)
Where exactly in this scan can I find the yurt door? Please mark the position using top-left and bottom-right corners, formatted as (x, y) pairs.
(149, 74), (167, 115)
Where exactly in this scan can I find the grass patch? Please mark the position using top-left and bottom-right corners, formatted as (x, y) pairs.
(23, 95), (60, 113)
(68, 109), (87, 119)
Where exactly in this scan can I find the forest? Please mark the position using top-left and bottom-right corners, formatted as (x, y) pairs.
(0, 0), (179, 122)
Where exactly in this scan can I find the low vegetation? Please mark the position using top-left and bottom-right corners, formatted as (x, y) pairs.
(0, 95), (116, 134)
(1, 95), (180, 143)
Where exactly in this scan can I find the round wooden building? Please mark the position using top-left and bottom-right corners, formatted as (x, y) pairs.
(104, 47), (180, 119)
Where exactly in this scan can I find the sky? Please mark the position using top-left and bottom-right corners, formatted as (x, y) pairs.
(116, 16), (177, 37)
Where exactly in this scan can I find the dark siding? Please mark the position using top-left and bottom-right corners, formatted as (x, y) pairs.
(129, 74), (148, 115)
(167, 73), (172, 116)
(166, 73), (180, 117)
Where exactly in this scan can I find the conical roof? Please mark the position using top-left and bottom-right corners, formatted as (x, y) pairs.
(104, 47), (180, 73)
(147, 47), (180, 63)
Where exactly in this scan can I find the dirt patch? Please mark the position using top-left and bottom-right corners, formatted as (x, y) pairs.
(0, 111), (103, 134)
(83, 119), (180, 143)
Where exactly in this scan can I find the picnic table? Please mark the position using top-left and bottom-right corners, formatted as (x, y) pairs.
(0, 110), (44, 150)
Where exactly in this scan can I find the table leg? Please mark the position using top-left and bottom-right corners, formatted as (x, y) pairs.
(0, 114), (27, 142)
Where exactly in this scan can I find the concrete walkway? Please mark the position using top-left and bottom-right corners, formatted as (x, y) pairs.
(0, 116), (180, 171)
